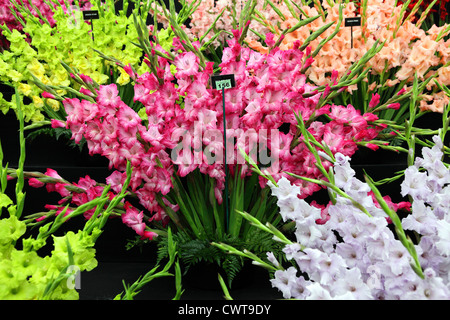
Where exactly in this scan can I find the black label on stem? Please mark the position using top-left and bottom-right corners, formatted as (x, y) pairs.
(83, 10), (99, 20)
(211, 74), (236, 90)
(345, 16), (361, 27)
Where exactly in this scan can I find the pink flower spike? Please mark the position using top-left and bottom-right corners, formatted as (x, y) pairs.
(80, 87), (95, 97)
(387, 103), (401, 110)
(79, 74), (94, 84)
(397, 88), (407, 95)
(42, 91), (55, 99)
(265, 32), (275, 47)
(51, 119), (66, 128)
(28, 178), (44, 188)
(123, 64), (137, 80)
(45, 168), (63, 180)
(366, 143), (379, 151)
(141, 230), (158, 240)
(96, 84), (121, 108)
(369, 93), (380, 109)
(331, 70), (339, 85)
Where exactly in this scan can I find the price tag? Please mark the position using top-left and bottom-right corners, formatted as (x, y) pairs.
(83, 10), (99, 20)
(345, 17), (361, 48)
(82, 10), (99, 41)
(344, 17), (361, 27)
(211, 74), (236, 90)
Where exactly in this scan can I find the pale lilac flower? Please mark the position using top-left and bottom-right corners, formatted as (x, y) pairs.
(289, 276), (311, 300)
(400, 165), (431, 200)
(266, 252), (280, 268)
(305, 282), (333, 300)
(268, 176), (301, 202)
(334, 152), (351, 166)
(333, 160), (356, 189)
(276, 196), (313, 222)
(294, 248), (325, 281)
(270, 267), (299, 299)
(335, 242), (365, 269)
(435, 219), (450, 256)
(402, 200), (437, 235)
(332, 268), (373, 300)
(417, 236), (444, 272)
(316, 252), (348, 285)
(294, 221), (324, 248)
(431, 186), (450, 219)
(386, 242), (412, 276)
(414, 268), (450, 299)
(282, 243), (303, 261)
(365, 231), (395, 261)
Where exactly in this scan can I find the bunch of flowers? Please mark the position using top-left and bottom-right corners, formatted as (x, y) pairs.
(160, 0), (299, 48)
(0, 90), (133, 300)
(244, 0), (450, 121)
(0, 0), (147, 123)
(215, 131), (450, 299)
(0, 0), (93, 50)
(42, 23), (394, 239)
(22, 165), (160, 241)
(265, 139), (450, 299)
(214, 79), (450, 298)
(149, 0), (450, 128)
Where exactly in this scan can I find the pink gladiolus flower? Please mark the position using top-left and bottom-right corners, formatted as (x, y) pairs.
(96, 83), (121, 108)
(387, 103), (401, 110)
(79, 74), (94, 84)
(365, 143), (379, 151)
(51, 119), (66, 128)
(397, 88), (407, 95)
(80, 87), (95, 97)
(42, 91), (55, 99)
(265, 32), (276, 47)
(141, 230), (158, 240)
(121, 202), (150, 236)
(369, 93), (381, 109)
(174, 52), (199, 78)
(123, 64), (137, 80)
(28, 178), (44, 188)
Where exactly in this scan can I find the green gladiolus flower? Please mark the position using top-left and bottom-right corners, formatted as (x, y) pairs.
(0, 216), (26, 248)
(51, 231), (98, 272)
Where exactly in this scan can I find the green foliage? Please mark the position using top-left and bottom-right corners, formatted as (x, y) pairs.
(25, 126), (87, 152)
(116, 228), (183, 300)
(155, 227), (285, 287)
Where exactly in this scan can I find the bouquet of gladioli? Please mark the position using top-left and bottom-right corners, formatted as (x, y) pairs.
(0, 0), (148, 124)
(29, 0), (412, 283)
(213, 79), (450, 299)
(244, 0), (450, 124)
(0, 0), (93, 50)
(1, 89), (140, 300)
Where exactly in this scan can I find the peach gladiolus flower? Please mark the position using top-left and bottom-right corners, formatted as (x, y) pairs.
(420, 92), (450, 113)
